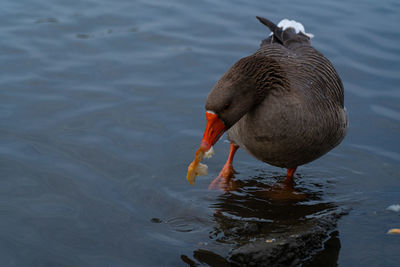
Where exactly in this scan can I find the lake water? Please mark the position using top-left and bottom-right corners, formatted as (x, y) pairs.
(1, 0), (399, 266)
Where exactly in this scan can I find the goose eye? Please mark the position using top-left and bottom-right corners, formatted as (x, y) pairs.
(223, 103), (230, 110)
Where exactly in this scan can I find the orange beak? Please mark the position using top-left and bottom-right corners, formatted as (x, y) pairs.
(186, 111), (226, 185)
(199, 111), (226, 152)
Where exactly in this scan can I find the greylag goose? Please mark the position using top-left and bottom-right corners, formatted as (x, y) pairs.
(187, 16), (348, 189)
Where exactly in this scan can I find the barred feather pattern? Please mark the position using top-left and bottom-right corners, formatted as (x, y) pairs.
(226, 40), (348, 168)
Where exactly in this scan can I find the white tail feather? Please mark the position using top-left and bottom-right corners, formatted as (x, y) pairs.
(277, 19), (314, 38)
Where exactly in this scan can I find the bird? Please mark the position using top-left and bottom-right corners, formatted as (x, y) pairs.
(187, 16), (348, 190)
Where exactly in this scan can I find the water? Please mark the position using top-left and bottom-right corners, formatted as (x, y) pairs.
(0, 0), (399, 266)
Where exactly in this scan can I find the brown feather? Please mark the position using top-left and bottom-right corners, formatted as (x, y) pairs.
(206, 18), (348, 168)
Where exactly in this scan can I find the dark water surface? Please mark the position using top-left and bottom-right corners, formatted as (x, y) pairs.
(1, 0), (399, 266)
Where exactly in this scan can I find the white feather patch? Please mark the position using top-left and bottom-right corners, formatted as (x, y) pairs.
(277, 19), (314, 38)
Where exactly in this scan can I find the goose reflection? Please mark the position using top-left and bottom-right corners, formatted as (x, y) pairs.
(211, 175), (335, 227)
(183, 174), (344, 266)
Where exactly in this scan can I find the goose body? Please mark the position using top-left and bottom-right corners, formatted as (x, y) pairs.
(227, 37), (348, 168)
(187, 17), (348, 187)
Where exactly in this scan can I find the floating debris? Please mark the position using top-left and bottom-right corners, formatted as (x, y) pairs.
(386, 204), (400, 212)
(387, 229), (400, 235)
(150, 218), (163, 223)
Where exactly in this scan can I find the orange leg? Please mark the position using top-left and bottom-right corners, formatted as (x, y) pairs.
(264, 166), (305, 200)
(285, 167), (297, 185)
(208, 142), (239, 190)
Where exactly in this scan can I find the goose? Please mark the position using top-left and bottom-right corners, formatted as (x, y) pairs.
(187, 16), (348, 190)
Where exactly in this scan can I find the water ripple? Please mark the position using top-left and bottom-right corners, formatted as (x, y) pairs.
(0, 0), (399, 265)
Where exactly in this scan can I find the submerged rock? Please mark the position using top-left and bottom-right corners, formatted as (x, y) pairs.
(229, 212), (345, 266)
